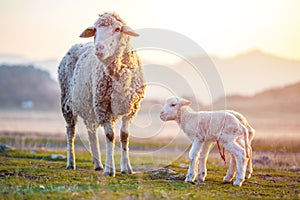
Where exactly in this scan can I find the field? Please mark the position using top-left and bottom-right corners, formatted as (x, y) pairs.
(0, 148), (299, 199)
(0, 110), (299, 199)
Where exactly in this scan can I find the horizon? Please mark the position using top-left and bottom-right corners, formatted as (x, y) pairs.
(1, 48), (299, 105)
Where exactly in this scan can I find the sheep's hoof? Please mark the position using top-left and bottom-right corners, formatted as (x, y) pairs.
(104, 167), (115, 177)
(121, 170), (133, 174)
(95, 166), (104, 171)
(121, 165), (133, 174)
(66, 165), (76, 170)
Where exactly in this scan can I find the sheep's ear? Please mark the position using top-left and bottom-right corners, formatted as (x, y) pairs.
(80, 26), (96, 38)
(179, 99), (192, 107)
(122, 26), (139, 37)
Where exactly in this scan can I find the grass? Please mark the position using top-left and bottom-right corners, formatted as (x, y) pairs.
(0, 147), (299, 200)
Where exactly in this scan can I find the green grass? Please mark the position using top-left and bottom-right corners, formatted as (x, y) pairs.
(0, 148), (299, 200)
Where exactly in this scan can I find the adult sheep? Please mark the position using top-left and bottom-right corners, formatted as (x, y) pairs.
(58, 12), (146, 176)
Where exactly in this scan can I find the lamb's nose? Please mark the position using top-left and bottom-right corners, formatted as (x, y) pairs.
(160, 112), (164, 118)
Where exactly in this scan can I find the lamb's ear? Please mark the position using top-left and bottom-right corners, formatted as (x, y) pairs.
(122, 26), (139, 37)
(79, 26), (96, 38)
(179, 99), (192, 107)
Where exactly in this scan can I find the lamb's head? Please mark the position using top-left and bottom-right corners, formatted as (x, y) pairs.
(160, 97), (191, 121)
(80, 12), (139, 62)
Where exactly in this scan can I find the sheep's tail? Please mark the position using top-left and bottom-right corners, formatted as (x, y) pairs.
(243, 127), (250, 158)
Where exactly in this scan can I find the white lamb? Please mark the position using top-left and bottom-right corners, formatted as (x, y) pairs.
(58, 12), (146, 176)
(160, 97), (253, 186)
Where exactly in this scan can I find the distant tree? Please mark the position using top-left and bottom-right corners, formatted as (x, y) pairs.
(0, 65), (60, 109)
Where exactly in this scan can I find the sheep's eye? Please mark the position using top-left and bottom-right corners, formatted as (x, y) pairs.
(170, 103), (176, 107)
(115, 27), (121, 32)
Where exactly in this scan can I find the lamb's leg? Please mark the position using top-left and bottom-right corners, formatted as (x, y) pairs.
(103, 122), (115, 176)
(222, 141), (247, 186)
(85, 121), (103, 171)
(185, 137), (202, 183)
(237, 137), (253, 179)
(245, 145), (253, 179)
(223, 153), (236, 183)
(196, 140), (213, 182)
(120, 116), (133, 174)
(65, 114), (77, 170)
(245, 131), (254, 179)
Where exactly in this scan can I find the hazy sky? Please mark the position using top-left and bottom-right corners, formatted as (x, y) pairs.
(0, 0), (300, 61)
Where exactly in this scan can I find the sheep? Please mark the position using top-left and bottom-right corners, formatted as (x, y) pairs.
(160, 97), (251, 186)
(57, 12), (146, 176)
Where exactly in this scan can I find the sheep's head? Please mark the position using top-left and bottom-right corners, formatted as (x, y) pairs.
(160, 97), (191, 121)
(80, 12), (139, 62)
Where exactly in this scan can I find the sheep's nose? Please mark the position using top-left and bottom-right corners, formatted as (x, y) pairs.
(96, 44), (104, 51)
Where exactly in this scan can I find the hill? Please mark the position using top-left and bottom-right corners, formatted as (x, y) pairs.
(0, 65), (60, 109)
(167, 49), (300, 103)
(213, 82), (300, 138)
(215, 81), (300, 113)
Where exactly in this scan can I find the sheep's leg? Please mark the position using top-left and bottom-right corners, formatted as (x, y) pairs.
(120, 116), (133, 174)
(222, 141), (247, 186)
(196, 140), (213, 182)
(223, 153), (236, 183)
(85, 121), (103, 171)
(65, 114), (77, 170)
(103, 122), (115, 176)
(185, 137), (202, 183)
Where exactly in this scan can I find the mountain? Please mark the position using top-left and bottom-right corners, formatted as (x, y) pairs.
(0, 54), (59, 81)
(212, 49), (300, 96)
(0, 50), (299, 105)
(0, 65), (60, 109)
(214, 81), (300, 114)
(170, 49), (300, 103)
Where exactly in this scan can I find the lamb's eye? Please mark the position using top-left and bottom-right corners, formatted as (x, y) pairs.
(115, 27), (121, 32)
(170, 103), (176, 107)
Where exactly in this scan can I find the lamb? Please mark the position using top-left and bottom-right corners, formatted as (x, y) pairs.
(160, 97), (253, 186)
(58, 12), (146, 176)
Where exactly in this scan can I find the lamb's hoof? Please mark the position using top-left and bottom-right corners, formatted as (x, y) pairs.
(184, 177), (195, 184)
(245, 173), (252, 179)
(245, 170), (252, 179)
(233, 179), (243, 187)
(196, 175), (206, 182)
(66, 165), (76, 170)
(104, 167), (115, 177)
(223, 177), (233, 183)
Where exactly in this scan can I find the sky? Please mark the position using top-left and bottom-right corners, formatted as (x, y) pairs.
(0, 0), (300, 61)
